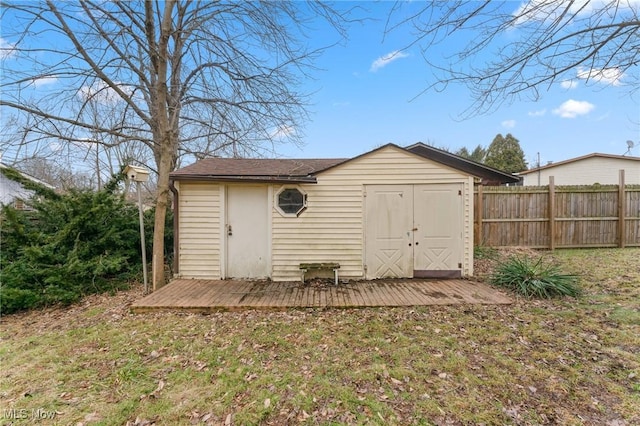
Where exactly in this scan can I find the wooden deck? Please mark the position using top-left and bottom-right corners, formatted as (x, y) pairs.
(131, 279), (511, 313)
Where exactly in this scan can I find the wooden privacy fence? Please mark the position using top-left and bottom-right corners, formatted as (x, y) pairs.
(474, 172), (640, 249)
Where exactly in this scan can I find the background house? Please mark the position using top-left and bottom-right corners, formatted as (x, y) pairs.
(0, 163), (55, 210)
(169, 144), (490, 282)
(518, 153), (640, 186)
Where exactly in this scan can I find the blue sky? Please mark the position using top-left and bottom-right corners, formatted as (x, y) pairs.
(278, 2), (640, 167)
(1, 1), (638, 171)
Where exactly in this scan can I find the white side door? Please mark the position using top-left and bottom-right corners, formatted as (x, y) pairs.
(364, 185), (413, 279)
(413, 184), (463, 277)
(226, 185), (269, 278)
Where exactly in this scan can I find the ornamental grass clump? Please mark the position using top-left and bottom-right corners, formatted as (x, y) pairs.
(490, 255), (581, 299)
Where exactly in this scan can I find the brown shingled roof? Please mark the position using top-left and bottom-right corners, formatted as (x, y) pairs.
(170, 157), (348, 183)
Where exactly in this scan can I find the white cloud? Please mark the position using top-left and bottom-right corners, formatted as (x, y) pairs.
(49, 142), (63, 153)
(528, 108), (546, 117)
(511, 0), (637, 25)
(370, 50), (409, 72)
(269, 125), (296, 140)
(576, 67), (624, 86)
(0, 37), (16, 60)
(32, 76), (58, 87)
(552, 99), (595, 118)
(561, 80), (578, 89)
(77, 81), (133, 104)
(501, 119), (516, 129)
(512, 0), (590, 25)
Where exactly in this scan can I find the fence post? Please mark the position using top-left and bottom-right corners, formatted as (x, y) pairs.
(549, 176), (555, 250)
(619, 169), (626, 248)
(476, 184), (483, 246)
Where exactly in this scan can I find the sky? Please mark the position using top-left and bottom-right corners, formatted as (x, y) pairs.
(276, 2), (640, 167)
(1, 1), (639, 172)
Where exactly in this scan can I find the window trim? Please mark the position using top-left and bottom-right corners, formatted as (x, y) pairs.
(275, 186), (307, 217)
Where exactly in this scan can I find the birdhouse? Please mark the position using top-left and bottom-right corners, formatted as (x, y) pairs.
(124, 165), (150, 182)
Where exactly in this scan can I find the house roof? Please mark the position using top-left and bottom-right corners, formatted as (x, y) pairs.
(518, 152), (640, 175)
(0, 162), (56, 189)
(170, 157), (348, 183)
(405, 142), (520, 185)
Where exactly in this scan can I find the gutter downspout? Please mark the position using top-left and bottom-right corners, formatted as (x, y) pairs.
(169, 178), (179, 276)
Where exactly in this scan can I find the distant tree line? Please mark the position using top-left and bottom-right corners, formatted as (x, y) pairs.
(455, 133), (527, 174)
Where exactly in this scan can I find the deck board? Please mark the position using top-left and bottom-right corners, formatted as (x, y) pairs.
(131, 279), (511, 313)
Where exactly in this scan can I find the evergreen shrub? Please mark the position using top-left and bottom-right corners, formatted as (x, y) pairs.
(0, 170), (171, 314)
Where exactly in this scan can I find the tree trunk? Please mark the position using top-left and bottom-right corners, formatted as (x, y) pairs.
(152, 146), (173, 290)
(149, 0), (176, 291)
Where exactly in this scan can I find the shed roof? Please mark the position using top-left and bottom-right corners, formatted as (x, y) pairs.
(170, 157), (347, 183)
(517, 152), (640, 175)
(406, 143), (520, 185)
(171, 142), (520, 185)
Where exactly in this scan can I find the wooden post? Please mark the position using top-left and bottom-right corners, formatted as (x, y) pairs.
(549, 176), (555, 250)
(619, 169), (626, 248)
(476, 184), (483, 246)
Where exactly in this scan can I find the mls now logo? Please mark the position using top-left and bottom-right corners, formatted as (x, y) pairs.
(3, 408), (57, 420)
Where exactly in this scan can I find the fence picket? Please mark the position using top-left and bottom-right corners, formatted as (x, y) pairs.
(474, 177), (640, 248)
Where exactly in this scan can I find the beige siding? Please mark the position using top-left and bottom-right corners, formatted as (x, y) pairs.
(522, 157), (640, 186)
(271, 145), (474, 281)
(177, 182), (221, 278)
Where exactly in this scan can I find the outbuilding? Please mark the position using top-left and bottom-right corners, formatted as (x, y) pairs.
(170, 144), (490, 282)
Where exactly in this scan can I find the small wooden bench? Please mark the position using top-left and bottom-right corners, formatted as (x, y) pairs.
(299, 262), (340, 285)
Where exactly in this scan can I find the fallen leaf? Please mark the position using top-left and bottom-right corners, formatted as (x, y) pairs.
(148, 379), (165, 398)
(84, 412), (101, 422)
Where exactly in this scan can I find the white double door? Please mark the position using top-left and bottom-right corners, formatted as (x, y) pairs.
(364, 184), (463, 279)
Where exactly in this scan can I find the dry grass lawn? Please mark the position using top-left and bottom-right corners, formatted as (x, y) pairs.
(1, 248), (638, 425)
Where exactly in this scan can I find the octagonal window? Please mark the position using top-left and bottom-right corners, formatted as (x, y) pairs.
(277, 187), (306, 216)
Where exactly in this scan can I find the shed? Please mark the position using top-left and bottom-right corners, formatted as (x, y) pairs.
(518, 153), (640, 186)
(169, 144), (478, 281)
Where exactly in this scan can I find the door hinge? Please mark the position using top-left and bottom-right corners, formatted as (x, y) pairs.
(458, 263), (462, 269)
(458, 190), (462, 196)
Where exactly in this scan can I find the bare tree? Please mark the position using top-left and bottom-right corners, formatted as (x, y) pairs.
(386, 1), (639, 115)
(1, 1), (349, 290)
